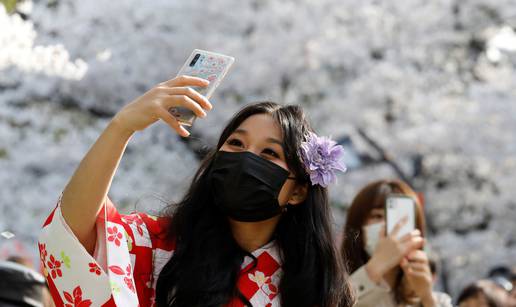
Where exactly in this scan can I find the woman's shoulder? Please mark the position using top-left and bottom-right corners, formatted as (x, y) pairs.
(119, 211), (174, 251)
(121, 212), (170, 237)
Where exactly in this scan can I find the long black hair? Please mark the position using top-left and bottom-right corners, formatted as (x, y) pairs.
(155, 102), (354, 307)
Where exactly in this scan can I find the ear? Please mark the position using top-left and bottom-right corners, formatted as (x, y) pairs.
(287, 183), (308, 206)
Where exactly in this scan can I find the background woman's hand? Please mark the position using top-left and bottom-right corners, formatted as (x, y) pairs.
(366, 219), (424, 283)
(401, 250), (436, 307)
(112, 75), (212, 137)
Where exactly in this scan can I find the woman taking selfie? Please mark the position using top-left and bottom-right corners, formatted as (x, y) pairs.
(38, 75), (354, 307)
(340, 180), (451, 307)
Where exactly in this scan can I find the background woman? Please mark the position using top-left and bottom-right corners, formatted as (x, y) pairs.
(340, 179), (451, 307)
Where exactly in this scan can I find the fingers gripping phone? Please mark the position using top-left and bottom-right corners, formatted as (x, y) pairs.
(386, 195), (416, 239)
(169, 49), (235, 126)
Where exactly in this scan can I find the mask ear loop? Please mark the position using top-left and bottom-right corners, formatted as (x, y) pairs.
(283, 175), (302, 213)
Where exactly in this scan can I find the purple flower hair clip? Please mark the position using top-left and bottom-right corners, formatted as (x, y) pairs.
(299, 132), (347, 188)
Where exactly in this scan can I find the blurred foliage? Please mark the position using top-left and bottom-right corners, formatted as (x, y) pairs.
(47, 0), (59, 9)
(0, 148), (8, 159)
(0, 0), (17, 13)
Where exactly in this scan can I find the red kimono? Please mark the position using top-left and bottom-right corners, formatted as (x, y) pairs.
(38, 195), (283, 306)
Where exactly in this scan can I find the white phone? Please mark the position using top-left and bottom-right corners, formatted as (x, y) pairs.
(385, 195), (416, 238)
(168, 49), (235, 126)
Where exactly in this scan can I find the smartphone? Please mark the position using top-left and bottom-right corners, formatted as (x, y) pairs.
(385, 195), (416, 238)
(168, 49), (235, 126)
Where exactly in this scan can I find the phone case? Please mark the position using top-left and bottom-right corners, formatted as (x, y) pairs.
(385, 195), (416, 238)
(169, 49), (235, 126)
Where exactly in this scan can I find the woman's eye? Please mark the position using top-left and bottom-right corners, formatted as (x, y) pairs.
(263, 148), (279, 158)
(227, 139), (243, 147)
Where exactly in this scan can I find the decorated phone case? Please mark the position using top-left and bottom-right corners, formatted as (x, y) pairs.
(169, 49), (235, 126)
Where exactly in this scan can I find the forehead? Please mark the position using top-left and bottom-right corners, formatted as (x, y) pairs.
(233, 113), (283, 141)
(370, 208), (385, 213)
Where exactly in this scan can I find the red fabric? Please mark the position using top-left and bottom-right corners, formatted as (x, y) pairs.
(45, 268), (65, 306)
(101, 297), (117, 307)
(42, 204), (57, 227)
(229, 251), (281, 306)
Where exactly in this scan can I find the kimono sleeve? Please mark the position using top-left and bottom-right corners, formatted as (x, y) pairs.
(38, 194), (140, 307)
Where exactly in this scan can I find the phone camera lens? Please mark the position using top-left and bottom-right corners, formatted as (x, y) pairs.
(189, 54), (200, 67)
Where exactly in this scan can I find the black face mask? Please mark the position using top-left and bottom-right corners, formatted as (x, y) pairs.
(208, 151), (292, 222)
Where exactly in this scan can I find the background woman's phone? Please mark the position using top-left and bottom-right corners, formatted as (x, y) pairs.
(169, 49), (235, 126)
(385, 195), (416, 238)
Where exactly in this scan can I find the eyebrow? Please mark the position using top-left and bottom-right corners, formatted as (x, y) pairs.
(233, 128), (283, 146)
